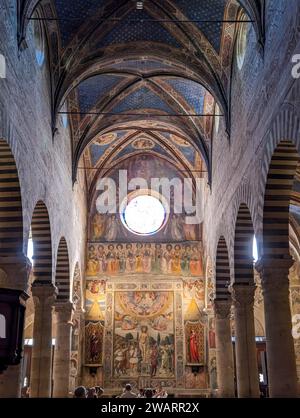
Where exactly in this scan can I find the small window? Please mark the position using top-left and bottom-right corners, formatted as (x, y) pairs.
(214, 103), (220, 135)
(27, 229), (34, 263)
(253, 235), (258, 263)
(32, 11), (45, 67)
(60, 103), (69, 128)
(236, 12), (249, 70)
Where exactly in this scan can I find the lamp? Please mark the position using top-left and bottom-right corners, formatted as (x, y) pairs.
(0, 288), (28, 373)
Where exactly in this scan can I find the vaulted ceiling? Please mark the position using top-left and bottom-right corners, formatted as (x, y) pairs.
(18, 0), (265, 187)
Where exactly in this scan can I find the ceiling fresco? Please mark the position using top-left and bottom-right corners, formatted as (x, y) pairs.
(95, 9), (182, 49)
(19, 0), (264, 183)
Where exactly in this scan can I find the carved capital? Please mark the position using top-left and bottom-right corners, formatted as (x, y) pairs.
(230, 284), (256, 308)
(54, 301), (75, 325)
(0, 255), (32, 292)
(31, 282), (57, 308)
(256, 256), (292, 296)
(213, 300), (232, 320)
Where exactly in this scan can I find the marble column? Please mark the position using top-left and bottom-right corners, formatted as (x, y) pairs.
(214, 300), (235, 397)
(231, 284), (260, 398)
(0, 255), (31, 398)
(52, 301), (74, 398)
(257, 257), (298, 397)
(30, 282), (57, 398)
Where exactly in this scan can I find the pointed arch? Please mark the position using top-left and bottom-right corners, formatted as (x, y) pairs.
(31, 200), (52, 282)
(55, 237), (70, 301)
(234, 203), (255, 285)
(0, 139), (23, 256)
(263, 140), (299, 259)
(215, 236), (231, 300)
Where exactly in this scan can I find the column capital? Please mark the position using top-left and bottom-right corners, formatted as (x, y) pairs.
(0, 254), (32, 292)
(256, 255), (294, 273)
(256, 256), (293, 294)
(31, 282), (57, 307)
(230, 284), (256, 307)
(213, 300), (232, 319)
(54, 301), (75, 324)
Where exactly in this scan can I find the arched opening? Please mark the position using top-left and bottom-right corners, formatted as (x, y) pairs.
(234, 203), (255, 286)
(233, 203), (260, 398)
(0, 139), (23, 256)
(0, 139), (29, 398)
(263, 140), (299, 259)
(215, 236), (231, 300)
(55, 238), (70, 301)
(261, 139), (299, 397)
(28, 200), (55, 398)
(214, 236), (235, 397)
(31, 201), (52, 283)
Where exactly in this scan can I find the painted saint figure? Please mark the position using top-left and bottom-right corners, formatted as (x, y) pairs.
(139, 326), (148, 362)
(189, 329), (200, 364)
(150, 344), (159, 377)
(92, 213), (105, 240)
(170, 214), (184, 241)
(90, 330), (99, 363)
(105, 214), (118, 241)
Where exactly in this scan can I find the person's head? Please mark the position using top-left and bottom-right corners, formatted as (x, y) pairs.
(74, 386), (87, 398)
(95, 386), (104, 397)
(125, 383), (132, 392)
(145, 388), (153, 398)
(139, 388), (145, 396)
(87, 387), (97, 398)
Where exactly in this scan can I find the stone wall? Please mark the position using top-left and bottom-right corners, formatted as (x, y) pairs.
(0, 0), (87, 286)
(203, 0), (300, 271)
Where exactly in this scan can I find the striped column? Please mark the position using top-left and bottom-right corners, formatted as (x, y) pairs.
(30, 282), (57, 398)
(231, 284), (260, 398)
(258, 257), (298, 397)
(52, 302), (74, 398)
(214, 300), (235, 398)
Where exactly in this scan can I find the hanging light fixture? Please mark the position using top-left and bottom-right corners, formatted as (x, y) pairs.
(136, 1), (144, 10)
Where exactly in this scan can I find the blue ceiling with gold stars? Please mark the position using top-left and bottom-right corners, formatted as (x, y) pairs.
(175, 0), (227, 52)
(77, 74), (125, 113)
(54, 0), (107, 46)
(110, 86), (175, 114)
(96, 9), (181, 49)
(164, 78), (206, 114)
(53, 0), (227, 51)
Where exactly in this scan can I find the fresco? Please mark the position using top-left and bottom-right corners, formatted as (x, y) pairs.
(89, 154), (201, 243)
(85, 321), (104, 366)
(86, 243), (203, 277)
(85, 279), (106, 321)
(90, 213), (200, 243)
(208, 317), (216, 349)
(185, 321), (205, 365)
(183, 279), (205, 309)
(70, 266), (83, 391)
(185, 367), (207, 389)
(113, 291), (175, 378)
